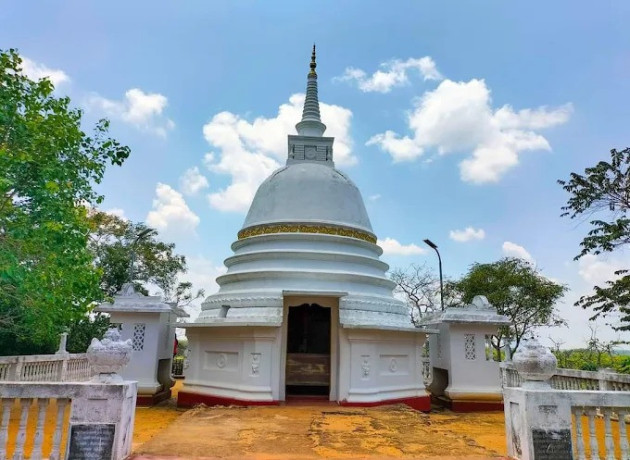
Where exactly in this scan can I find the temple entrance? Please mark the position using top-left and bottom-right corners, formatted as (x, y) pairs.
(285, 303), (331, 396)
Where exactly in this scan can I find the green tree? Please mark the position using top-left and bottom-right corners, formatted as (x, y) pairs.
(87, 210), (186, 297)
(558, 147), (630, 329)
(448, 258), (567, 355)
(63, 211), (204, 353)
(0, 49), (129, 354)
(66, 313), (112, 354)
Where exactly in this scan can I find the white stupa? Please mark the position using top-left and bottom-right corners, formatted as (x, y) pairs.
(179, 47), (431, 410)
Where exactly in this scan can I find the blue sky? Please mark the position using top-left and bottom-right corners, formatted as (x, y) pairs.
(3, 1), (629, 347)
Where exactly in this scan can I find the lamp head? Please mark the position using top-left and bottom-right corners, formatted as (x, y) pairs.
(423, 239), (438, 250)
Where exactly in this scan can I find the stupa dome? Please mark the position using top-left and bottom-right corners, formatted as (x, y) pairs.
(196, 45), (412, 331)
(181, 46), (428, 411)
(242, 162), (373, 234)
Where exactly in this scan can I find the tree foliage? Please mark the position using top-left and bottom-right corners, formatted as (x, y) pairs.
(0, 49), (129, 354)
(164, 281), (204, 312)
(558, 147), (630, 328)
(448, 258), (567, 354)
(66, 313), (112, 354)
(87, 210), (186, 297)
(61, 211), (202, 353)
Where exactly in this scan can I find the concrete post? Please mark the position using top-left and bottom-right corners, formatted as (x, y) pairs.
(67, 381), (137, 459)
(504, 338), (512, 362)
(56, 333), (69, 355)
(503, 339), (574, 460)
(597, 367), (615, 391)
(65, 328), (137, 459)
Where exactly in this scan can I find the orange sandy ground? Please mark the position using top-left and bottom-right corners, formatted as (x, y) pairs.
(2, 380), (628, 459)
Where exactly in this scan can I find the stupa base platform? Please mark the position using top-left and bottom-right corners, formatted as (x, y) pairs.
(340, 395), (431, 412)
(177, 390), (430, 411)
(137, 388), (172, 406)
(433, 395), (504, 412)
(177, 390), (280, 408)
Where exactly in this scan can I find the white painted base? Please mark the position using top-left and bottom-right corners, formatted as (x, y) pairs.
(182, 307), (429, 407)
(445, 387), (504, 402)
(338, 327), (429, 404)
(183, 326), (281, 402)
(137, 382), (163, 396)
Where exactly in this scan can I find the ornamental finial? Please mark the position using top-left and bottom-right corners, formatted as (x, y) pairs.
(296, 44), (326, 136)
(309, 44), (317, 77)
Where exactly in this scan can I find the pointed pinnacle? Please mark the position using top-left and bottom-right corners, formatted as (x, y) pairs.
(309, 44), (317, 77)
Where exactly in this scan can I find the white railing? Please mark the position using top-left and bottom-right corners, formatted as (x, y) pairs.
(501, 361), (630, 391)
(0, 381), (136, 460)
(571, 399), (629, 460)
(503, 340), (630, 460)
(0, 354), (92, 382)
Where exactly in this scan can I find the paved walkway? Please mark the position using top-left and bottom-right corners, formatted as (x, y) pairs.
(130, 403), (510, 459)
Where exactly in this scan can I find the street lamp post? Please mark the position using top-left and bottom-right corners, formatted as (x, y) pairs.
(423, 239), (444, 311)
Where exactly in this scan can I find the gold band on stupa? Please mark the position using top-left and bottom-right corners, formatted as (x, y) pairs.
(238, 223), (377, 244)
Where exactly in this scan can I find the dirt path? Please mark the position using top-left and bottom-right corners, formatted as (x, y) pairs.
(131, 404), (509, 459)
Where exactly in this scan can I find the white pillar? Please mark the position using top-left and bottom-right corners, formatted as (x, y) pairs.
(503, 339), (574, 460)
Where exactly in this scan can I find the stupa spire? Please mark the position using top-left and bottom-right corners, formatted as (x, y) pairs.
(296, 44), (327, 137)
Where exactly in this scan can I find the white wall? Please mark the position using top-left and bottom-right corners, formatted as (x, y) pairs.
(110, 312), (161, 395)
(338, 328), (428, 403)
(184, 326), (282, 401)
(445, 323), (503, 400)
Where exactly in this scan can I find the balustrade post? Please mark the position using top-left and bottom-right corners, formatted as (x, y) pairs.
(13, 398), (32, 460)
(12, 357), (23, 381)
(55, 332), (70, 381)
(64, 329), (137, 459)
(504, 336), (512, 362)
(56, 332), (69, 355)
(602, 408), (615, 460)
(503, 338), (574, 460)
(60, 357), (69, 381)
(0, 398), (12, 459)
(50, 398), (68, 460)
(618, 409), (629, 459)
(31, 398), (48, 460)
(597, 368), (614, 392)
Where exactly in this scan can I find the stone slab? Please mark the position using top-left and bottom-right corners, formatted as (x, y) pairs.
(531, 428), (573, 460)
(67, 423), (115, 460)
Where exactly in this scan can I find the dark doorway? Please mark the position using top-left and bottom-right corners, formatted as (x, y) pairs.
(286, 304), (331, 396)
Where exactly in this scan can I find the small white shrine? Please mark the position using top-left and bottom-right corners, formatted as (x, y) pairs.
(421, 295), (510, 411)
(96, 283), (187, 405)
(180, 47), (432, 410)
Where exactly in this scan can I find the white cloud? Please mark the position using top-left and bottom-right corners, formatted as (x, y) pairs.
(449, 227), (485, 242)
(146, 183), (199, 239)
(86, 88), (175, 137)
(105, 208), (127, 220)
(578, 254), (626, 287)
(335, 57), (442, 93)
(502, 241), (534, 263)
(21, 57), (70, 86)
(177, 255), (226, 320)
(378, 237), (426, 256)
(369, 194), (381, 201)
(367, 76), (572, 183)
(179, 167), (209, 196)
(202, 152), (215, 168)
(203, 93), (355, 212)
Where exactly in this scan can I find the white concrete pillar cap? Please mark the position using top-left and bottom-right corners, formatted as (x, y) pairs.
(513, 338), (557, 387)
